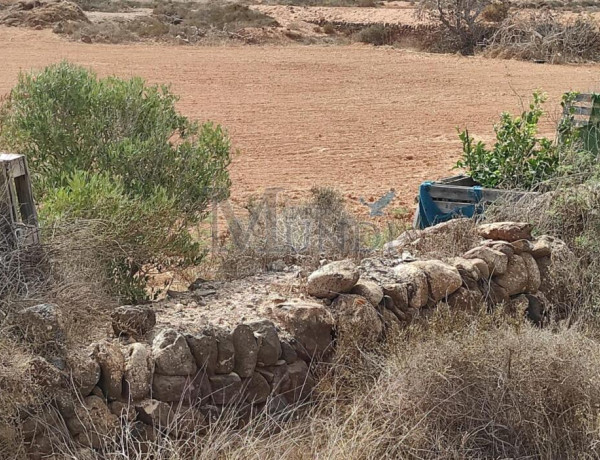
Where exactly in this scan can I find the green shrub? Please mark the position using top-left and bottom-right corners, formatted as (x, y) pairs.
(0, 62), (232, 301)
(356, 24), (391, 46)
(456, 91), (568, 190)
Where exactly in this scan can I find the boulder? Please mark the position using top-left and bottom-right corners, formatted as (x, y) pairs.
(350, 279), (384, 307)
(331, 294), (382, 347)
(92, 340), (124, 400)
(249, 320), (281, 367)
(280, 339), (298, 364)
(66, 349), (100, 396)
(232, 324), (258, 378)
(151, 374), (200, 403)
(244, 372), (271, 404)
(531, 236), (553, 259)
(111, 305), (156, 339)
(445, 286), (484, 311)
(65, 395), (119, 440)
(209, 373), (242, 405)
(108, 401), (136, 422)
(270, 300), (334, 360)
(382, 283), (410, 312)
(477, 222), (533, 242)
(483, 240), (514, 257)
(306, 260), (360, 299)
(392, 264), (429, 308)
(214, 328), (235, 374)
(511, 239), (534, 254)
(17, 303), (63, 345)
(522, 252), (541, 293)
(411, 260), (462, 302)
(135, 399), (175, 428)
(284, 359), (314, 404)
(485, 281), (510, 305)
(450, 257), (482, 281)
(186, 328), (218, 374)
(469, 257), (490, 279)
(152, 329), (197, 376)
(258, 361), (290, 395)
(124, 343), (153, 401)
(494, 254), (529, 296)
(464, 246), (508, 275)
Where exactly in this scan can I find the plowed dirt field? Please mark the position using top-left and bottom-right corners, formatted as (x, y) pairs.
(1, 27), (599, 216)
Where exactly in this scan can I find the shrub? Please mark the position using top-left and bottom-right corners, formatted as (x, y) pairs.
(356, 24), (390, 45)
(456, 91), (569, 190)
(0, 62), (232, 301)
(487, 11), (600, 63)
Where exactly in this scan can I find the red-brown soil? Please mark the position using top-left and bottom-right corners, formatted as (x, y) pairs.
(1, 27), (599, 216)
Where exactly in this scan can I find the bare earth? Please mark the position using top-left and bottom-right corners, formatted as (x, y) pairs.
(1, 27), (599, 215)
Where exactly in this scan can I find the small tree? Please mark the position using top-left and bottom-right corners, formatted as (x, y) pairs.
(417, 0), (500, 54)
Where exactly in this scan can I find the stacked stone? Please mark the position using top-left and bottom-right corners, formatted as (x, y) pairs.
(305, 222), (559, 339)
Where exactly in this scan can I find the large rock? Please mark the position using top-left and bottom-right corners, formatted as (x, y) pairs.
(111, 305), (156, 339)
(152, 329), (197, 376)
(280, 339), (298, 364)
(232, 324), (258, 378)
(124, 343), (153, 401)
(450, 257), (482, 281)
(244, 372), (271, 404)
(214, 328), (235, 374)
(477, 222), (532, 242)
(522, 252), (541, 293)
(152, 374), (200, 403)
(270, 300), (334, 360)
(249, 320), (281, 367)
(284, 359), (314, 404)
(66, 348), (100, 396)
(186, 328), (218, 374)
(306, 260), (360, 299)
(494, 254), (528, 296)
(331, 294), (382, 347)
(17, 304), (63, 346)
(65, 395), (119, 441)
(92, 340), (124, 400)
(531, 235), (553, 259)
(445, 286), (484, 311)
(350, 279), (384, 307)
(209, 373), (243, 405)
(411, 261), (462, 302)
(463, 246), (508, 276)
(259, 362), (290, 395)
(381, 286), (411, 322)
(135, 399), (175, 428)
(392, 264), (428, 308)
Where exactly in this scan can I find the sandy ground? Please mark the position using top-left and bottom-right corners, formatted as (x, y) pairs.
(1, 27), (599, 217)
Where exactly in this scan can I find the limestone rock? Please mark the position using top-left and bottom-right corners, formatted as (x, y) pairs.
(284, 359), (314, 404)
(232, 324), (258, 378)
(151, 374), (200, 403)
(17, 303), (63, 345)
(93, 340), (124, 400)
(270, 300), (334, 359)
(214, 328), (235, 374)
(483, 240), (514, 257)
(350, 279), (384, 307)
(66, 395), (119, 439)
(66, 348), (100, 396)
(331, 294), (382, 347)
(477, 222), (533, 242)
(152, 329), (197, 376)
(209, 373), (242, 405)
(522, 252), (541, 293)
(494, 254), (528, 296)
(135, 399), (175, 428)
(464, 246), (508, 275)
(124, 343), (153, 401)
(531, 236), (553, 259)
(249, 320), (281, 367)
(306, 260), (360, 299)
(450, 257), (482, 281)
(411, 260), (462, 302)
(111, 305), (156, 339)
(244, 372), (271, 404)
(469, 257), (490, 279)
(392, 264), (428, 308)
(382, 283), (409, 312)
(511, 239), (534, 254)
(186, 328), (218, 374)
(445, 286), (484, 311)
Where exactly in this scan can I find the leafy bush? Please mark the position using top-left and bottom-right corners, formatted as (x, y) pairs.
(356, 24), (391, 46)
(456, 92), (568, 190)
(0, 62), (232, 300)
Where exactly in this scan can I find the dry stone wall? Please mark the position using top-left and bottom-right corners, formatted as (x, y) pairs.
(20, 221), (568, 458)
